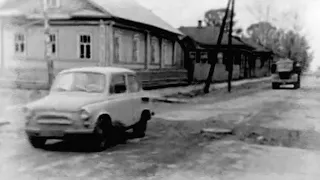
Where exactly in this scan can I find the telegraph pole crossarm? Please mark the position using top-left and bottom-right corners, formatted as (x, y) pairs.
(203, 0), (232, 93)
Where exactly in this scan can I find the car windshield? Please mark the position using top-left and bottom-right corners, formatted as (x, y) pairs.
(51, 72), (106, 93)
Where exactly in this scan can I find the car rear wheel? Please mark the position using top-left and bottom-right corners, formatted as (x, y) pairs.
(294, 82), (300, 89)
(28, 136), (46, 149)
(133, 111), (151, 138)
(272, 83), (280, 89)
(93, 116), (114, 151)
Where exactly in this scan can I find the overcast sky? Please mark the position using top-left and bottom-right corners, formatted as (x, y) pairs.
(0, 0), (319, 71)
(137, 0), (319, 71)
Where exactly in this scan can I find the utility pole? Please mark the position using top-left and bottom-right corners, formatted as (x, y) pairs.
(227, 0), (235, 92)
(43, 1), (54, 88)
(203, 0), (232, 93)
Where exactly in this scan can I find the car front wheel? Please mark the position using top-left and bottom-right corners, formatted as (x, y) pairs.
(28, 136), (46, 149)
(294, 82), (300, 89)
(92, 116), (114, 151)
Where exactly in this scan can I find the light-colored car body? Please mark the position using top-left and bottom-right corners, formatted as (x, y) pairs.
(24, 67), (154, 148)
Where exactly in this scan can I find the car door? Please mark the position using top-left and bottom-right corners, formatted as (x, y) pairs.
(127, 74), (143, 123)
(107, 73), (133, 126)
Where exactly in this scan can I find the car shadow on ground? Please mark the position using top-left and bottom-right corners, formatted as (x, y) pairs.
(42, 131), (145, 153)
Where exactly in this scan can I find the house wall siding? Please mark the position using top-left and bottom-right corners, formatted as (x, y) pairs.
(4, 25), (100, 68)
(2, 25), (101, 82)
(1, 22), (186, 84)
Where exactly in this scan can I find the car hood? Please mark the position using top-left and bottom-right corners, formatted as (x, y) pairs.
(26, 92), (105, 112)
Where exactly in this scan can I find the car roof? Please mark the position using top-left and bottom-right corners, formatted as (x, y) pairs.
(59, 66), (136, 75)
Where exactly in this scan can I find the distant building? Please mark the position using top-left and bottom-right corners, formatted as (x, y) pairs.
(0, 0), (186, 87)
(179, 20), (272, 83)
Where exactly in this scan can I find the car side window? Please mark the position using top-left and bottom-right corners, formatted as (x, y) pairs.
(128, 75), (141, 93)
(109, 74), (127, 94)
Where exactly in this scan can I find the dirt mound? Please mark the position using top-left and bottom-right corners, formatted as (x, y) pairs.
(234, 124), (320, 150)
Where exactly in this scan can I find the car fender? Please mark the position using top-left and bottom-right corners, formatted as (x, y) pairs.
(82, 101), (114, 124)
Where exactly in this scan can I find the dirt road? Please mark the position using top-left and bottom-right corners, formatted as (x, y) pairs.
(0, 76), (319, 179)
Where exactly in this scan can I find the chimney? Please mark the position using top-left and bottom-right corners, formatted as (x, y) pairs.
(198, 20), (202, 28)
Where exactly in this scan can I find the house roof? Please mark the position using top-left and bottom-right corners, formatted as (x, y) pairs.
(0, 0), (182, 35)
(179, 26), (245, 46)
(90, 0), (182, 35)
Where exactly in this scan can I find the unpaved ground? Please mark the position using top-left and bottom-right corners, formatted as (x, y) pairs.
(1, 76), (320, 179)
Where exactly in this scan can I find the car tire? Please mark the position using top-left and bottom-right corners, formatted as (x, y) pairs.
(294, 82), (300, 89)
(93, 116), (114, 151)
(133, 111), (151, 138)
(272, 83), (279, 89)
(28, 136), (46, 149)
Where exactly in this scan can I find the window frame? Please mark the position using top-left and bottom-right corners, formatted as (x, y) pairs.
(77, 33), (93, 60)
(49, 32), (58, 57)
(14, 32), (26, 55)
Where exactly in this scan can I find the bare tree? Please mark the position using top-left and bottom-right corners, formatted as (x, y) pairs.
(245, 0), (275, 23)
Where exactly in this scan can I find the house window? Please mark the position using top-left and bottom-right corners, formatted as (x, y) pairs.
(45, 0), (60, 8)
(189, 51), (197, 64)
(151, 40), (156, 63)
(132, 34), (140, 62)
(49, 33), (57, 56)
(14, 33), (26, 54)
(163, 40), (173, 65)
(189, 52), (196, 59)
(234, 53), (241, 65)
(217, 52), (223, 64)
(151, 38), (159, 63)
(162, 41), (167, 65)
(79, 34), (92, 59)
(200, 52), (208, 63)
(114, 32), (122, 63)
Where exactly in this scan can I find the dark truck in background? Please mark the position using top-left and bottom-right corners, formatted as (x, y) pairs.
(271, 58), (302, 89)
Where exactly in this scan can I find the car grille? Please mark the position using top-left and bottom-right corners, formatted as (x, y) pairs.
(36, 112), (73, 125)
(278, 72), (291, 79)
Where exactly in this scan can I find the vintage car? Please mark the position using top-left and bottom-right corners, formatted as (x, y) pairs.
(23, 67), (155, 150)
(271, 58), (301, 89)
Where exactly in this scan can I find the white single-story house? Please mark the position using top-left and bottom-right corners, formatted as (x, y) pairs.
(0, 0), (186, 88)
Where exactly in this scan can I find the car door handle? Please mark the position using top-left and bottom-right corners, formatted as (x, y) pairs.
(141, 97), (150, 103)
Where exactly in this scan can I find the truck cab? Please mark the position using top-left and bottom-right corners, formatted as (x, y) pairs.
(271, 58), (301, 89)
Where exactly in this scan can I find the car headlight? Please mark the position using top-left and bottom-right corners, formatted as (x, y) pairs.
(80, 109), (90, 120)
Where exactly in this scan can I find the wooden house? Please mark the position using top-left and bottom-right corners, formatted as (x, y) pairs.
(0, 0), (187, 88)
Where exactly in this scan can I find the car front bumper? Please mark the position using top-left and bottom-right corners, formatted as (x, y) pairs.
(25, 127), (94, 139)
(272, 79), (298, 84)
